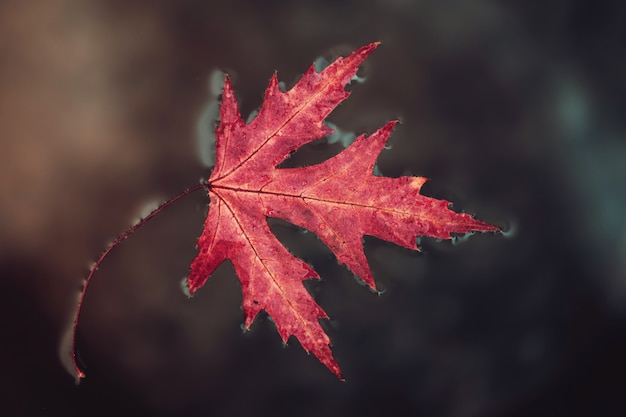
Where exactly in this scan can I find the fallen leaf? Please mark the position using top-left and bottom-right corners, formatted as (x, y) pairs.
(187, 42), (499, 379)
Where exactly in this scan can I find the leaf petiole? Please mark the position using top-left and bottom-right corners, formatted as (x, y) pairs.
(70, 182), (207, 381)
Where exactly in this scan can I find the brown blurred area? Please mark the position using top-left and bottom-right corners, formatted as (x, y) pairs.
(1, 1), (625, 416)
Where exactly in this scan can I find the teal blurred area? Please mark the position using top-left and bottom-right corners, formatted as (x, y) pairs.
(1, 1), (624, 416)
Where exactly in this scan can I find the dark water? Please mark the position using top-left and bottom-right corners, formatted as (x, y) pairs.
(1, 1), (624, 416)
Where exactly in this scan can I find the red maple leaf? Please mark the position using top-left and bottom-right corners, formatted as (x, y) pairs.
(186, 42), (498, 379)
(69, 42), (498, 381)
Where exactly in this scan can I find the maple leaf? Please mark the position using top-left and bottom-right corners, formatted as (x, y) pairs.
(186, 42), (499, 379)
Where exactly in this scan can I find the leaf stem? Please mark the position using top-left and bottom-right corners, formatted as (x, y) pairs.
(70, 182), (207, 381)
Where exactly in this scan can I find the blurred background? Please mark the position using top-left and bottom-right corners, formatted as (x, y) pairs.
(1, 0), (625, 416)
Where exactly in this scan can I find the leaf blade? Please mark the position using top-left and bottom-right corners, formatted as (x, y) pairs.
(189, 42), (498, 377)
